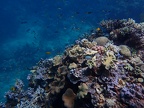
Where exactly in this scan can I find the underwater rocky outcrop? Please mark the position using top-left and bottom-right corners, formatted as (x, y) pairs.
(1, 18), (144, 108)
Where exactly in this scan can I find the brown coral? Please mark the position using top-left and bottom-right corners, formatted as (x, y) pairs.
(62, 88), (76, 108)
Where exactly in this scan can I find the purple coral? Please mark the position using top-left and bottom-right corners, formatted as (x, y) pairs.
(120, 83), (144, 107)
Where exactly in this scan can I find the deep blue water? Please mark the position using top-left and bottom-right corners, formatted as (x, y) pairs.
(0, 0), (144, 102)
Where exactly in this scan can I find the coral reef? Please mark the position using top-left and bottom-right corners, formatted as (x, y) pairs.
(1, 18), (144, 108)
(100, 18), (144, 49)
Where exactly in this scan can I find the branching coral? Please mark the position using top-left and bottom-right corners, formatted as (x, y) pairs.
(101, 18), (144, 49)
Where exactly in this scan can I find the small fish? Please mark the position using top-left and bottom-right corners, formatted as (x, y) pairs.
(86, 12), (92, 14)
(46, 52), (51, 54)
(54, 31), (59, 33)
(75, 12), (80, 14)
(58, 7), (62, 10)
(102, 10), (111, 13)
(10, 87), (16, 91)
(21, 21), (28, 24)
(96, 27), (101, 31)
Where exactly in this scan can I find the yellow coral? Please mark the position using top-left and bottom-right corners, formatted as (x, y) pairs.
(77, 83), (88, 98)
(67, 45), (85, 58)
(53, 55), (62, 66)
(69, 62), (77, 69)
(86, 55), (97, 69)
(102, 51), (116, 70)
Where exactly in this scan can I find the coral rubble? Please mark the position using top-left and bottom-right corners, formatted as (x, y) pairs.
(1, 18), (144, 108)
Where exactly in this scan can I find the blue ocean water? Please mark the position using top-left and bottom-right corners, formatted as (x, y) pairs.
(0, 0), (144, 102)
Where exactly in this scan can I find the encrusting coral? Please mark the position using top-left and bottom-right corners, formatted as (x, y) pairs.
(1, 18), (144, 108)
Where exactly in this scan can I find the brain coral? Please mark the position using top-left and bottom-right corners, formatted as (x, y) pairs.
(119, 45), (131, 57)
(94, 36), (110, 46)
